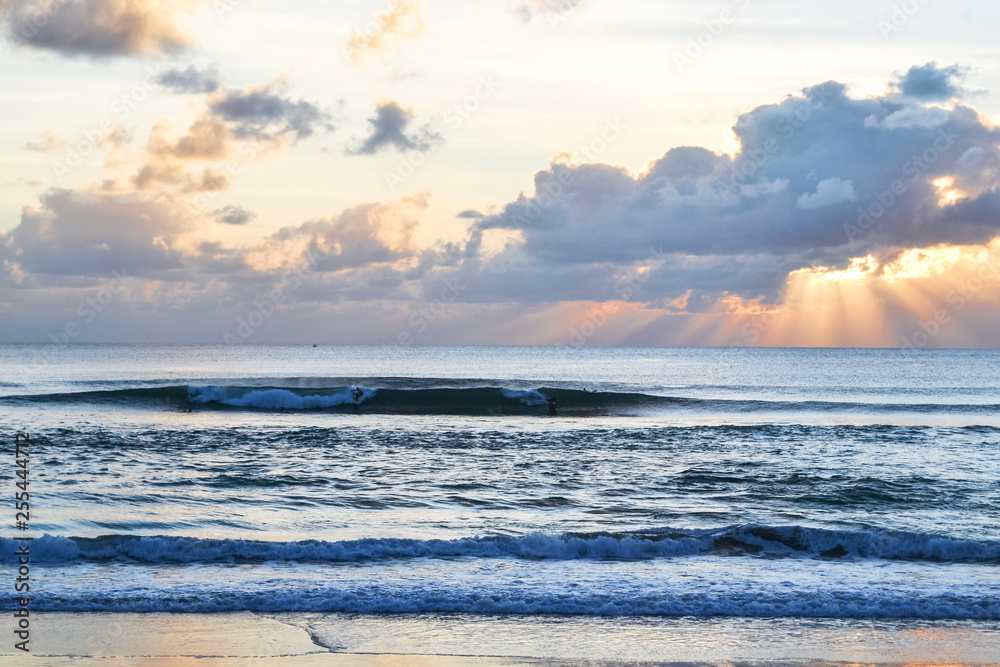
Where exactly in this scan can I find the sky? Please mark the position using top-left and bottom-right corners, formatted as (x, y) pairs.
(2, 0), (1000, 347)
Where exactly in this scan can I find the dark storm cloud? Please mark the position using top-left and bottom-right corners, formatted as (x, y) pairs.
(347, 101), (441, 155)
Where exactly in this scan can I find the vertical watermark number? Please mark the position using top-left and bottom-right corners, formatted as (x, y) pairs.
(13, 432), (32, 653)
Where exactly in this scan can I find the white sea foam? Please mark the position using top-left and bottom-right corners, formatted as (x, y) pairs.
(18, 585), (1000, 618)
(6, 526), (999, 566)
(187, 385), (376, 410)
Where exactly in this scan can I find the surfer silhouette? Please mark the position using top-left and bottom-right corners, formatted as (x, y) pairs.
(352, 387), (363, 412)
(547, 395), (558, 416)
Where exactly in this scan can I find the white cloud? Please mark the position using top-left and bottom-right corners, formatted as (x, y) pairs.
(796, 177), (857, 210)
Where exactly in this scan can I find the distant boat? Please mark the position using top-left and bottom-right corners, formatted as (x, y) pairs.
(312, 344), (318, 347)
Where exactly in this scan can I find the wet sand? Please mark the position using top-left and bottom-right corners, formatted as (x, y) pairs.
(2, 612), (999, 666)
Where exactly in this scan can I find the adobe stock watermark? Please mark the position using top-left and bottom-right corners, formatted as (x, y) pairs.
(381, 276), (468, 358)
(901, 258), (1000, 349)
(222, 247), (331, 345)
(673, 0), (753, 74)
(48, 270), (131, 347)
(385, 75), (501, 191)
(714, 87), (829, 201)
(878, 0), (930, 39)
(12, 431), (33, 653)
(844, 125), (958, 243)
(52, 66), (163, 182)
(531, 0), (583, 29)
(214, 0), (247, 20)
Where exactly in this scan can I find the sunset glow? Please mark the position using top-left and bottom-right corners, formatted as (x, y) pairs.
(1, 2), (1000, 347)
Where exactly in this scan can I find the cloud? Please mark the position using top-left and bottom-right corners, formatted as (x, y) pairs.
(147, 117), (231, 161)
(893, 62), (969, 100)
(133, 76), (332, 192)
(1, 188), (192, 279)
(796, 177), (857, 210)
(347, 100), (441, 155)
(253, 194), (425, 275)
(880, 105), (951, 129)
(343, 0), (425, 64)
(513, 0), (581, 21)
(5, 65), (1000, 347)
(0, 184), (427, 300)
(463, 74), (1000, 308)
(5, 176), (43, 187)
(155, 64), (221, 94)
(961, 146), (984, 165)
(131, 163), (230, 192)
(211, 204), (255, 225)
(25, 129), (71, 153)
(209, 79), (335, 141)
(31, 121), (129, 157)
(1, 0), (209, 58)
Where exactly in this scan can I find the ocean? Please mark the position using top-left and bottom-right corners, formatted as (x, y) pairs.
(2, 344), (999, 661)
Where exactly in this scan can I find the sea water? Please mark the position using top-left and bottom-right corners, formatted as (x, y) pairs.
(1, 344), (999, 660)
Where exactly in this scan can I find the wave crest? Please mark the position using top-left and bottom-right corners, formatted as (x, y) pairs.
(5, 525), (998, 565)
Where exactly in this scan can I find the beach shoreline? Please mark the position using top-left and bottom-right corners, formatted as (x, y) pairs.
(2, 612), (998, 666)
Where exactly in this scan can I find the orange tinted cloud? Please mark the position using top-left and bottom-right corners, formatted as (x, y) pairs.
(343, 0), (425, 65)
